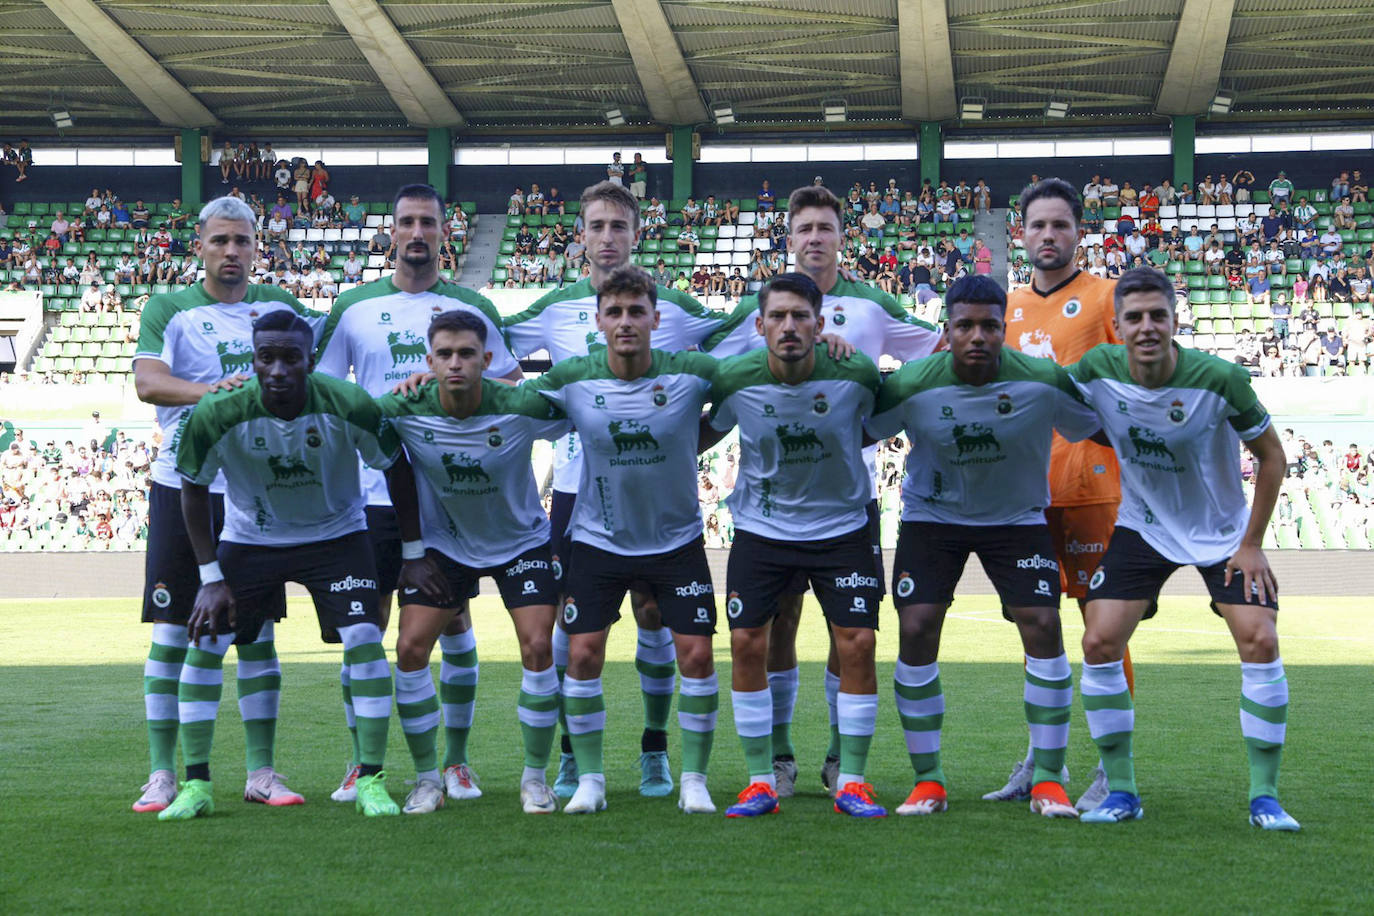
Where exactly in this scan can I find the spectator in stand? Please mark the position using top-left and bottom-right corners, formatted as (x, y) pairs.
(1293, 196), (1318, 233)
(606, 151), (625, 187)
(1232, 169), (1255, 202)
(565, 231), (585, 271)
(1118, 180), (1138, 208)
(690, 264), (710, 295)
(1269, 170), (1295, 206)
(524, 183), (545, 216)
(726, 267), (747, 300)
(130, 200), (151, 230)
(651, 258), (673, 288)
(342, 250), (363, 283)
(1350, 170), (1368, 203)
(342, 194), (366, 229)
(448, 207), (469, 245)
(1247, 264), (1271, 308)
(102, 284), (124, 314)
(972, 237), (993, 275)
(545, 185), (565, 215)
(677, 225), (699, 257)
(756, 179), (775, 212)
(1139, 185), (1160, 220)
(1216, 173), (1234, 204)
(1320, 226), (1344, 258)
(50, 210), (71, 243)
(1100, 175), (1120, 206)
(934, 189), (958, 227)
(1198, 175), (1216, 205)
(861, 203), (886, 241)
(628, 153), (647, 198)
(720, 198), (739, 225)
(80, 281), (103, 312)
(514, 222), (534, 255)
(1333, 196), (1356, 231)
(680, 197), (701, 226)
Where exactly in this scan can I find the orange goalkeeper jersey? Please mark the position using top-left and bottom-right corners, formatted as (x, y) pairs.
(1006, 270), (1122, 507)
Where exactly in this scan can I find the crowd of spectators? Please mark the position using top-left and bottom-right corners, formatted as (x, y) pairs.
(0, 417), (153, 551)
(1260, 430), (1374, 548)
(1, 139), (33, 182)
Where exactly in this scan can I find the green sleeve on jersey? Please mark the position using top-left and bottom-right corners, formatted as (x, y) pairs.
(703, 296), (759, 352)
(708, 350), (771, 421)
(811, 345), (881, 395)
(134, 293), (181, 356)
(437, 281), (518, 353)
(175, 383), (262, 482)
(308, 374), (401, 464)
(658, 348), (718, 383)
(484, 379), (567, 420)
(1217, 360), (1269, 435)
(873, 352), (950, 415)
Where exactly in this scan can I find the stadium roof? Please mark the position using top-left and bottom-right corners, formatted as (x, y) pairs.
(5, 0), (1374, 137)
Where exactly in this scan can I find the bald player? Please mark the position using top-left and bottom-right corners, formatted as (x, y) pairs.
(987, 177), (1125, 812)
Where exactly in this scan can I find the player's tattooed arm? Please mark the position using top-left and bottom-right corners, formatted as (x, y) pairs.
(385, 450), (455, 606)
(180, 480), (235, 641)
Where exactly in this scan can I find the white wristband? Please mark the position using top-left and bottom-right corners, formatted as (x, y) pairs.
(401, 540), (425, 561)
(199, 561), (224, 585)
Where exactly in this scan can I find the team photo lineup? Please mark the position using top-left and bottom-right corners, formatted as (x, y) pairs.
(128, 175), (1298, 831)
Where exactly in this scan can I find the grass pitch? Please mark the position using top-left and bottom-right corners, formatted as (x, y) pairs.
(1, 594), (1370, 913)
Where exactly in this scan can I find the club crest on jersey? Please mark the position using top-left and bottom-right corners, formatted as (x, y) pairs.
(652, 383), (667, 407)
(562, 598), (578, 625)
(151, 582), (172, 609)
(726, 593), (743, 619)
(1089, 568), (1106, 591)
(996, 393), (1013, 415)
(551, 555), (563, 580)
(487, 426), (503, 448)
(388, 331), (427, 365)
(305, 426), (322, 448)
(1062, 298), (1082, 318)
(812, 393), (829, 415)
(895, 573), (915, 599)
(1168, 400), (1186, 424)
(831, 306), (846, 326)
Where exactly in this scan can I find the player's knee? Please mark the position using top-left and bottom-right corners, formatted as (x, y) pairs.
(835, 626), (876, 663)
(675, 638), (714, 675)
(1239, 622), (1280, 662)
(1080, 628), (1122, 665)
(520, 631), (553, 670)
(394, 633), (433, 670)
(729, 627), (768, 668)
(630, 596), (661, 628)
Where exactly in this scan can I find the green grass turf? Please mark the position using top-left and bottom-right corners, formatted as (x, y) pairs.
(1, 594), (1370, 913)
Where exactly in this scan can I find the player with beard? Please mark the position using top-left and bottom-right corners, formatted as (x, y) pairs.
(316, 184), (523, 804)
(988, 178), (1125, 812)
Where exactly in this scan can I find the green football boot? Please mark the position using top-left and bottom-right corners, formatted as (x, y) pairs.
(355, 771), (400, 817)
(157, 779), (215, 821)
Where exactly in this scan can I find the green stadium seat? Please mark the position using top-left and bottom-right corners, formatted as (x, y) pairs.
(1184, 260), (1203, 275)
(1188, 290), (1208, 305)
(13, 201), (31, 215)
(31, 202), (50, 216)
(1206, 274), (1225, 289)
(1230, 290), (1249, 304)
(1252, 191), (1269, 203)
(1208, 289), (1229, 304)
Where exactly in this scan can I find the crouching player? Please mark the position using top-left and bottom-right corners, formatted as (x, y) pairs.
(164, 309), (403, 819)
(708, 273), (887, 818)
(866, 276), (1102, 818)
(1069, 268), (1297, 830)
(377, 310), (567, 814)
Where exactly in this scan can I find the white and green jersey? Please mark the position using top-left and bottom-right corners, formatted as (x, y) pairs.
(709, 345), (879, 540)
(503, 278), (724, 492)
(377, 380), (571, 568)
(525, 348), (716, 556)
(1070, 344), (1271, 565)
(704, 279), (941, 498)
(175, 373), (400, 547)
(133, 282), (326, 491)
(316, 277), (517, 506)
(868, 349), (1101, 526)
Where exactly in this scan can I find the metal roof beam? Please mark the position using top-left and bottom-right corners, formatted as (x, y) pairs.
(609, 0), (708, 125)
(324, 0), (465, 128)
(898, 0), (956, 122)
(1156, 0), (1236, 116)
(39, 0), (219, 127)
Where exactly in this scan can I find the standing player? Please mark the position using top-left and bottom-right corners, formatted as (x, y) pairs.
(376, 311), (567, 814)
(316, 183), (523, 804)
(704, 185), (941, 796)
(708, 274), (886, 818)
(163, 309), (402, 819)
(1068, 268), (1296, 831)
(866, 275), (1101, 819)
(524, 266), (721, 815)
(989, 177), (1124, 811)
(503, 181), (725, 799)
(130, 196), (325, 813)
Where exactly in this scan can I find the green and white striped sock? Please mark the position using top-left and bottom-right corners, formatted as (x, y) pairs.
(144, 623), (187, 773)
